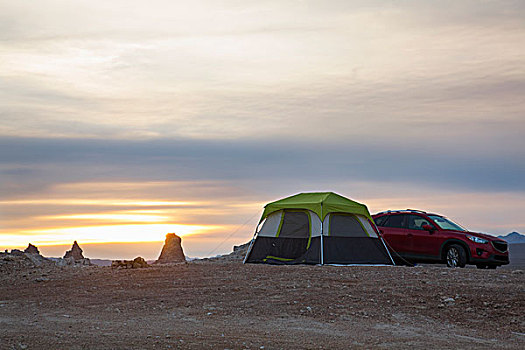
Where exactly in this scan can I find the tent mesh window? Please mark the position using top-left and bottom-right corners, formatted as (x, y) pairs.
(278, 211), (310, 238)
(329, 214), (367, 237)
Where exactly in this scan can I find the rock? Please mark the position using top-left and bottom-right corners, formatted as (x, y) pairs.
(16, 243), (50, 267)
(112, 257), (149, 269)
(0, 246), (54, 273)
(132, 257), (148, 268)
(194, 241), (251, 262)
(56, 257), (76, 267)
(56, 242), (92, 266)
(63, 241), (85, 260)
(511, 270), (523, 274)
(233, 242), (250, 252)
(24, 253), (47, 267)
(155, 233), (186, 264)
(24, 243), (40, 255)
(80, 258), (91, 266)
(112, 260), (122, 268)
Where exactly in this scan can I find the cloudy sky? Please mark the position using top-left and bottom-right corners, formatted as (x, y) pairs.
(1, 0), (524, 259)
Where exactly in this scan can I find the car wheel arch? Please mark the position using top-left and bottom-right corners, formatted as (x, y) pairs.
(440, 239), (471, 263)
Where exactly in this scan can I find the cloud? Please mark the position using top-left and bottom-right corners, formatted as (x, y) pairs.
(1, 1), (524, 152)
(1, 136), (523, 195)
(1, 135), (524, 254)
(1, 1), (524, 253)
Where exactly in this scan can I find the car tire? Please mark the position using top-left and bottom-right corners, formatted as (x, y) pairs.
(445, 244), (467, 268)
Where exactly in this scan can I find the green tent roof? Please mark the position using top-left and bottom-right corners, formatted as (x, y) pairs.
(260, 192), (372, 222)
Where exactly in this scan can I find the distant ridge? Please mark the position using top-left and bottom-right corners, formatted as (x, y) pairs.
(497, 232), (525, 244)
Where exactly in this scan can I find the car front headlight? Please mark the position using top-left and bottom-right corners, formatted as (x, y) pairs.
(467, 235), (488, 244)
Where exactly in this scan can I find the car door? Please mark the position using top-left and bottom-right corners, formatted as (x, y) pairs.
(378, 214), (410, 254)
(406, 214), (440, 259)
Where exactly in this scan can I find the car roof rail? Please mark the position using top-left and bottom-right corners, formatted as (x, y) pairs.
(374, 210), (391, 215)
(374, 209), (428, 215)
(404, 209), (427, 214)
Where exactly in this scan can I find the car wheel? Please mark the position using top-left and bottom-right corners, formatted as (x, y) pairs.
(446, 244), (467, 268)
(476, 264), (488, 269)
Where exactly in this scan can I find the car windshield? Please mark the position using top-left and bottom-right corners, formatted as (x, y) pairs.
(428, 215), (466, 231)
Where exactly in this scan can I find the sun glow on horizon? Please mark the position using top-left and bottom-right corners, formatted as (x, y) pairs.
(0, 223), (219, 248)
(0, 179), (259, 254)
(42, 212), (169, 223)
(0, 199), (200, 206)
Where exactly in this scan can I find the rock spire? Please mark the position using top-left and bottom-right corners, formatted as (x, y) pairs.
(24, 243), (40, 255)
(63, 241), (85, 260)
(155, 233), (186, 264)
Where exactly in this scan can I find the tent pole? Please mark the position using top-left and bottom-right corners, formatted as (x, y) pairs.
(320, 203), (324, 265)
(371, 220), (395, 265)
(243, 221), (261, 264)
(379, 235), (395, 265)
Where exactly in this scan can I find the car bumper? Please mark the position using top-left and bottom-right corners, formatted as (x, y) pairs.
(470, 254), (509, 265)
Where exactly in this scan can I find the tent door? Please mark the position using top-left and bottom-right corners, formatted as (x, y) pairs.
(265, 210), (311, 261)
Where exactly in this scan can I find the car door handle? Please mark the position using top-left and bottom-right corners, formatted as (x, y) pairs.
(407, 233), (413, 238)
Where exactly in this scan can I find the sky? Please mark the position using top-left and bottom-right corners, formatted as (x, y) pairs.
(1, 0), (524, 259)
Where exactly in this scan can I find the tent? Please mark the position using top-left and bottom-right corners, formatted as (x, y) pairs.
(244, 192), (394, 265)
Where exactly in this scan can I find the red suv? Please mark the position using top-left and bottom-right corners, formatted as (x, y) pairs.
(373, 210), (509, 269)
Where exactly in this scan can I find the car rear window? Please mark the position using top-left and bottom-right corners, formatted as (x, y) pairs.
(382, 214), (406, 228)
(374, 215), (388, 226)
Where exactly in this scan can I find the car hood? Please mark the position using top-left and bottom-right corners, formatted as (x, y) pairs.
(461, 230), (506, 242)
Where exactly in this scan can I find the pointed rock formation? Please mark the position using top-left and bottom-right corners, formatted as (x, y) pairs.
(155, 233), (186, 264)
(64, 241), (85, 260)
(21, 243), (50, 267)
(24, 243), (40, 255)
(59, 241), (91, 266)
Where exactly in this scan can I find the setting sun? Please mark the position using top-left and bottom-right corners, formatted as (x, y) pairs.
(1, 223), (218, 248)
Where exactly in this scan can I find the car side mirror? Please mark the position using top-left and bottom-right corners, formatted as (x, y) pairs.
(422, 224), (435, 233)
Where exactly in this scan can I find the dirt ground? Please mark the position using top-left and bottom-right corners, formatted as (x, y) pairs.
(1, 262), (524, 349)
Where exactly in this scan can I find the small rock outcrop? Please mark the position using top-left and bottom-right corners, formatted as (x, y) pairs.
(111, 257), (149, 269)
(155, 233), (186, 264)
(23, 243), (49, 266)
(193, 241), (251, 263)
(0, 244), (53, 272)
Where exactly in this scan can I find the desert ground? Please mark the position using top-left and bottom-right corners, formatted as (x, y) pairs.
(0, 260), (524, 350)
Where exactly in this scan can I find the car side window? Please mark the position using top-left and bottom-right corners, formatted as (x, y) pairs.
(374, 215), (388, 226)
(407, 215), (432, 230)
(383, 214), (406, 228)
